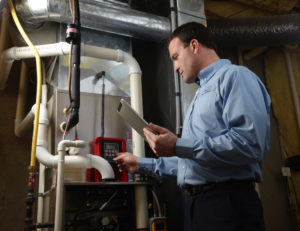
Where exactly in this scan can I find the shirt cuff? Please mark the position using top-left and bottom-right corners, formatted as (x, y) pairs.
(138, 157), (155, 174)
(176, 138), (195, 158)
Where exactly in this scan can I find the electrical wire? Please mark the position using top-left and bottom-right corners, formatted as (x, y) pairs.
(9, 0), (42, 168)
(72, 0), (76, 23)
(101, 74), (105, 139)
(68, 0), (74, 21)
(151, 190), (162, 217)
(63, 114), (71, 140)
(66, 42), (73, 113)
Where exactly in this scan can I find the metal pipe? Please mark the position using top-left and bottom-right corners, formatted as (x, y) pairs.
(15, 0), (171, 41)
(170, 0), (183, 136)
(14, 1), (300, 46)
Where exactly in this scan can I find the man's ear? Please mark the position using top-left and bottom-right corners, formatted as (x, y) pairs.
(190, 39), (200, 54)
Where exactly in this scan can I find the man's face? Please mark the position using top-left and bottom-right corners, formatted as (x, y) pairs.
(168, 37), (199, 83)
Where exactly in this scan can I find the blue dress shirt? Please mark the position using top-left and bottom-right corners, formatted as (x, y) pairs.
(138, 59), (271, 187)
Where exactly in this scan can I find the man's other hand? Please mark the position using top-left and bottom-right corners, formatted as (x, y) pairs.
(113, 152), (139, 172)
(143, 123), (177, 157)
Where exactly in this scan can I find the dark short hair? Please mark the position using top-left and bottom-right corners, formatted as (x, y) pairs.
(169, 22), (217, 51)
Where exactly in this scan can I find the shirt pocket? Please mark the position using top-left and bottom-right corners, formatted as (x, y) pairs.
(191, 89), (219, 133)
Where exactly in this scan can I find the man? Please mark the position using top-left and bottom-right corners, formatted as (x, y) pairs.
(114, 22), (270, 231)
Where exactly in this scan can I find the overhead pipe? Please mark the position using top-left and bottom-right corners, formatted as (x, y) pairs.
(13, 0), (300, 46)
(15, 0), (170, 42)
(207, 14), (300, 46)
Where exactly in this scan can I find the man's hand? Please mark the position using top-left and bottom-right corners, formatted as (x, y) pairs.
(113, 152), (139, 172)
(143, 123), (177, 157)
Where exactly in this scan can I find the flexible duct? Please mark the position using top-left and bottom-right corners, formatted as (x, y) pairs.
(208, 14), (300, 46)
(15, 0), (170, 41)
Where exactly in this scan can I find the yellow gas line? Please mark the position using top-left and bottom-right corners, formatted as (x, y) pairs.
(9, 0), (42, 168)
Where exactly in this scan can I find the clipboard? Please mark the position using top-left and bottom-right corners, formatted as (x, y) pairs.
(117, 98), (157, 139)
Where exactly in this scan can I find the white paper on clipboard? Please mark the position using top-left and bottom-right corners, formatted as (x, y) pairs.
(117, 98), (155, 139)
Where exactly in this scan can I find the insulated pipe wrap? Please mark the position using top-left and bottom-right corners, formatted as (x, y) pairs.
(208, 14), (300, 46)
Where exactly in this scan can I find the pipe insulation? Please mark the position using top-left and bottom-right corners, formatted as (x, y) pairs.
(15, 0), (170, 41)
(207, 14), (300, 46)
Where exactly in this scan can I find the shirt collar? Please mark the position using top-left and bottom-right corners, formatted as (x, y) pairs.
(196, 59), (231, 86)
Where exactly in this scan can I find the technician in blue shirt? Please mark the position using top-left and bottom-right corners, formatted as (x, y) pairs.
(114, 22), (270, 231)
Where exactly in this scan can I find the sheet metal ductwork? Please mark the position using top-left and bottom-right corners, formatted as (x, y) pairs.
(15, 0), (300, 45)
(208, 14), (300, 46)
(15, 0), (171, 41)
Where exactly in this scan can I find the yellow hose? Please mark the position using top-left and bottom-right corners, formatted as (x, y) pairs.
(9, 0), (42, 168)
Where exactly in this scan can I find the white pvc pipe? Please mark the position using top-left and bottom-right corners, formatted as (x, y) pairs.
(35, 101), (114, 178)
(37, 163), (46, 231)
(55, 140), (86, 231)
(3, 42), (71, 60)
(36, 146), (114, 178)
(1, 41), (148, 229)
(37, 84), (48, 230)
(0, 42), (143, 88)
